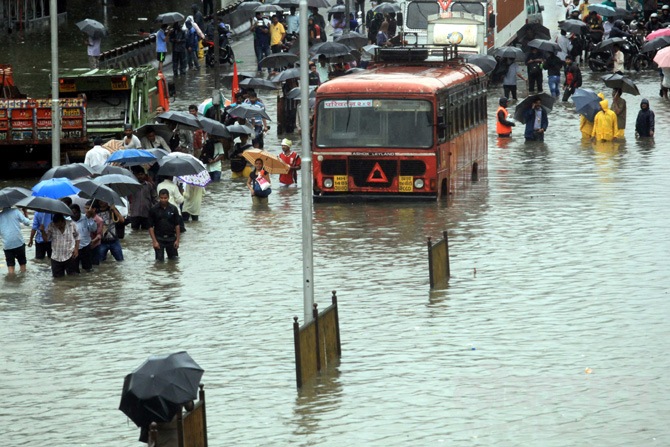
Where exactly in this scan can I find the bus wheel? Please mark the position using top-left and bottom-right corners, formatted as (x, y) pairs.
(471, 162), (479, 181)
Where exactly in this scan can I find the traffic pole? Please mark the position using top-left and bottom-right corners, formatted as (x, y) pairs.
(50, 0), (61, 167)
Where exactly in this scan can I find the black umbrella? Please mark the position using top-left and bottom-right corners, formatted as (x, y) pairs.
(335, 32), (369, 49)
(517, 22), (551, 41)
(271, 0), (331, 7)
(228, 103), (272, 121)
(119, 351), (204, 429)
(270, 67), (301, 82)
(93, 174), (142, 196)
(157, 111), (201, 131)
(513, 93), (556, 124)
(493, 46), (525, 62)
(72, 179), (125, 207)
(640, 35), (670, 53)
(226, 123), (256, 136)
(372, 2), (401, 14)
(0, 187), (32, 208)
(601, 73), (640, 95)
(258, 53), (299, 69)
(135, 123), (172, 142)
(197, 116), (232, 138)
(255, 4), (283, 13)
(157, 153), (208, 177)
(237, 1), (262, 11)
(239, 77), (279, 91)
(310, 41), (352, 58)
(286, 86), (317, 100)
(221, 71), (258, 89)
(40, 163), (94, 181)
(91, 165), (136, 177)
(145, 148), (170, 161)
(559, 19), (590, 35)
(155, 12), (185, 24)
(463, 54), (497, 73)
(527, 38), (560, 53)
(593, 36), (626, 52)
(14, 196), (74, 216)
(76, 19), (108, 38)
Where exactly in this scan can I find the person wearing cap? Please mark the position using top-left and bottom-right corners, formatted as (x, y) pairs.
(645, 12), (662, 32)
(661, 5), (670, 22)
(278, 139), (301, 187)
(84, 136), (110, 168)
(122, 123), (142, 149)
(496, 98), (515, 138)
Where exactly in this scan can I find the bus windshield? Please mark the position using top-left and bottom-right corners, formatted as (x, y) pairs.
(316, 99), (433, 148)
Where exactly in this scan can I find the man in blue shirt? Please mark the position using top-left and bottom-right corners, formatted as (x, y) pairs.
(29, 211), (53, 259)
(286, 7), (300, 36)
(0, 207), (32, 274)
(185, 20), (201, 71)
(70, 204), (98, 273)
(156, 24), (170, 73)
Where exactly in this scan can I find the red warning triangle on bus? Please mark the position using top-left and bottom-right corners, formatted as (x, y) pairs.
(366, 162), (389, 183)
(367, 162), (389, 183)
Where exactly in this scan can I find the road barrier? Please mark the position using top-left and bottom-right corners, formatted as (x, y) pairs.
(293, 291), (342, 388)
(427, 231), (450, 288)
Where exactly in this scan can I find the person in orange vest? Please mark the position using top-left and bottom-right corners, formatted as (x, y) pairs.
(496, 97), (516, 138)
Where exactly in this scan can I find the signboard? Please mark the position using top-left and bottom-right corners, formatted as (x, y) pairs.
(323, 99), (373, 109)
(431, 23), (480, 46)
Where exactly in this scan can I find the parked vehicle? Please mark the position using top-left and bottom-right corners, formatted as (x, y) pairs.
(204, 23), (235, 67)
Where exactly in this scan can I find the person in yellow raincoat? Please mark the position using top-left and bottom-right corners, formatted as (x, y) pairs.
(591, 98), (618, 142)
(580, 115), (594, 139)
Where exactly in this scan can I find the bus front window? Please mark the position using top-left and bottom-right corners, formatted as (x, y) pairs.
(316, 99), (433, 148)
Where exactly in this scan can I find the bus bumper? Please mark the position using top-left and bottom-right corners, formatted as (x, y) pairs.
(313, 193), (437, 203)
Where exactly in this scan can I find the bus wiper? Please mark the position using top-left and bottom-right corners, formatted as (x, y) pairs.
(345, 100), (352, 131)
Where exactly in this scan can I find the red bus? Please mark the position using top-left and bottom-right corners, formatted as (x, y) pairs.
(312, 49), (488, 201)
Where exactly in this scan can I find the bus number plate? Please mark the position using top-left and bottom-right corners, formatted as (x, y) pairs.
(333, 175), (348, 192)
(398, 176), (413, 193)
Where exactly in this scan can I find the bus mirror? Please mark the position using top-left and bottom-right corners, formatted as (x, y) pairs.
(488, 13), (496, 28)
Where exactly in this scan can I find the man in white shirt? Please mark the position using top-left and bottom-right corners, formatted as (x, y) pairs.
(140, 126), (170, 151)
(86, 35), (101, 69)
(122, 123), (142, 149)
(84, 137), (110, 167)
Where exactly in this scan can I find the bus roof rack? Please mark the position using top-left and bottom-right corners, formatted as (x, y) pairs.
(375, 45), (460, 63)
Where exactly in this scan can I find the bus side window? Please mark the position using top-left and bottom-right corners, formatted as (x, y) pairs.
(437, 102), (447, 143)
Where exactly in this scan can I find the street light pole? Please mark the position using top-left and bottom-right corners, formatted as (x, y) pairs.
(50, 0), (61, 167)
(299, 0), (314, 323)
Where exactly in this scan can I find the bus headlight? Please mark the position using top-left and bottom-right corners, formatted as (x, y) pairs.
(323, 178), (334, 188)
(317, 155), (324, 162)
(414, 179), (425, 189)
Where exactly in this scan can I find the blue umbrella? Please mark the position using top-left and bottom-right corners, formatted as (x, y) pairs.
(32, 177), (80, 199)
(572, 88), (602, 121)
(106, 149), (157, 166)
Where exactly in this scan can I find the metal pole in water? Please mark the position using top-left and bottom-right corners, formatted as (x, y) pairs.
(299, 0), (314, 323)
(50, 0), (61, 167)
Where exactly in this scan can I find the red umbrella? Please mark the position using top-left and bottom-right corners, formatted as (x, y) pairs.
(645, 28), (670, 41)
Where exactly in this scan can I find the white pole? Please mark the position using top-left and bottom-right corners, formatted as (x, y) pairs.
(299, 0), (314, 323)
(50, 0), (60, 167)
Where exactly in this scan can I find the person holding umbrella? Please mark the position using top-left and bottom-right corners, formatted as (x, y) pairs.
(69, 204), (97, 273)
(611, 88), (626, 138)
(0, 205), (32, 275)
(148, 189), (181, 261)
(526, 47), (544, 94)
(523, 97), (549, 142)
(247, 159), (272, 203)
(85, 33), (102, 69)
(156, 24), (170, 73)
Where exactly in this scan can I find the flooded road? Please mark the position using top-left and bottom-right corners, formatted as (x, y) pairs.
(2, 0), (670, 445)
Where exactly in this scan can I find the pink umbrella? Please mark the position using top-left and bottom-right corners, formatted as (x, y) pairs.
(645, 28), (670, 41)
(653, 46), (670, 68)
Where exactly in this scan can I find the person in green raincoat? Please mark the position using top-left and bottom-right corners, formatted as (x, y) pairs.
(591, 98), (619, 141)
